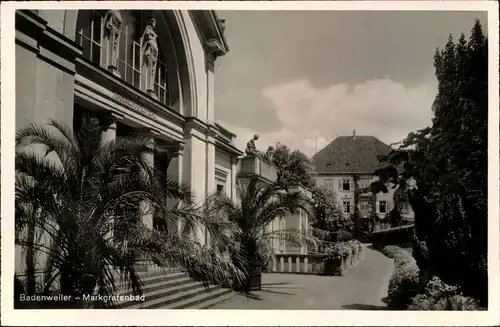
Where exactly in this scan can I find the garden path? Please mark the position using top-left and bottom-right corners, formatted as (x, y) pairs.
(210, 246), (394, 310)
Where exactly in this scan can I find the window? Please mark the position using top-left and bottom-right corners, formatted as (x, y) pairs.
(76, 10), (172, 106)
(343, 201), (351, 214)
(342, 179), (351, 191)
(378, 201), (388, 214)
(116, 13), (143, 88)
(400, 202), (410, 214)
(76, 10), (105, 66)
(216, 184), (224, 196)
(324, 179), (333, 190)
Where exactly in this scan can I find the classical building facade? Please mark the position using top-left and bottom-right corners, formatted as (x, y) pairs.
(312, 131), (414, 231)
(15, 9), (243, 273)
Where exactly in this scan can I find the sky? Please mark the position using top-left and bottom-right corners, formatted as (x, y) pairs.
(213, 10), (488, 157)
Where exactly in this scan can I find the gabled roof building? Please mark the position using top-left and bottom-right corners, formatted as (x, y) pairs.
(312, 131), (414, 231)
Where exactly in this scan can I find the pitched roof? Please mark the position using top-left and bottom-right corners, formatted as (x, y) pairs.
(312, 135), (393, 174)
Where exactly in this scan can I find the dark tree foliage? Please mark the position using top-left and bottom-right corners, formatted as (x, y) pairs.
(372, 20), (488, 306)
(263, 142), (316, 188)
(388, 207), (404, 228)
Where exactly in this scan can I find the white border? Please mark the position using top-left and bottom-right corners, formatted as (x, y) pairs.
(1, 1), (499, 326)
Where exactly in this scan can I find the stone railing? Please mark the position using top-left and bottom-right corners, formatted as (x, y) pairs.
(238, 155), (278, 183)
(265, 247), (365, 276)
(265, 253), (325, 275)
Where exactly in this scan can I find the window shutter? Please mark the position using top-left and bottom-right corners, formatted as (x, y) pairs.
(376, 201), (380, 213)
(339, 180), (342, 191)
(350, 180), (353, 191)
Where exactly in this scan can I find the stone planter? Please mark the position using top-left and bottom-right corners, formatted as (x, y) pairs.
(248, 264), (262, 291)
(324, 257), (345, 276)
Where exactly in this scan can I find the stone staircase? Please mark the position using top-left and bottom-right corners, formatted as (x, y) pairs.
(111, 269), (236, 309)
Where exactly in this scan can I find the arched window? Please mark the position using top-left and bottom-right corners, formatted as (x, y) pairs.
(75, 10), (176, 108)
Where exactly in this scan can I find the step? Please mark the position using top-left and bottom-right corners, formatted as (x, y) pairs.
(117, 281), (207, 309)
(125, 283), (223, 309)
(192, 290), (238, 309)
(163, 287), (233, 309)
(118, 277), (201, 298)
(115, 271), (188, 293)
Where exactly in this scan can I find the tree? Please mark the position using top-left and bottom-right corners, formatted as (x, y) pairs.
(207, 177), (317, 291)
(15, 115), (244, 307)
(372, 20), (488, 305)
(388, 187), (408, 228)
(263, 142), (315, 188)
(310, 186), (347, 237)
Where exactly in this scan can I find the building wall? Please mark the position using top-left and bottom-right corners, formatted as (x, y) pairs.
(314, 174), (414, 221)
(215, 148), (238, 199)
(14, 9), (228, 274)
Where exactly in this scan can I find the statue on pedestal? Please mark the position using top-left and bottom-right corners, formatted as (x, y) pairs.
(103, 10), (123, 75)
(140, 18), (159, 97)
(245, 134), (260, 156)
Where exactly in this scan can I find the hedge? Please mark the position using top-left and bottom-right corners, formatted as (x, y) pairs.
(328, 230), (353, 242)
(385, 245), (420, 309)
(371, 224), (414, 249)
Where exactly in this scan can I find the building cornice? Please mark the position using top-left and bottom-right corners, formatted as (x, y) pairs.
(215, 138), (243, 157)
(191, 10), (229, 58)
(15, 10), (82, 75)
(215, 122), (237, 138)
(184, 116), (209, 135)
(75, 59), (185, 128)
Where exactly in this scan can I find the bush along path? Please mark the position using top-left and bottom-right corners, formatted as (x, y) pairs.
(381, 246), (484, 310)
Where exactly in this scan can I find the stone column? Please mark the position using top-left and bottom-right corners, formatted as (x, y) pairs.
(205, 125), (217, 247)
(166, 142), (184, 237)
(99, 111), (122, 243)
(231, 156), (238, 202)
(182, 121), (208, 246)
(100, 112), (119, 144)
(139, 130), (157, 230)
(206, 56), (215, 122)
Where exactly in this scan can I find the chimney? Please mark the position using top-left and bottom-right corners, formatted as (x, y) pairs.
(352, 129), (356, 139)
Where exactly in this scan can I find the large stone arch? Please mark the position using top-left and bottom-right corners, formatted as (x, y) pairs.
(63, 9), (196, 116)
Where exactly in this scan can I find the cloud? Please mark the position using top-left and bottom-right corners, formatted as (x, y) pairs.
(219, 77), (437, 157)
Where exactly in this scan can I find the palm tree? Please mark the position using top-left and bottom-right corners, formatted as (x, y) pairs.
(206, 177), (318, 292)
(15, 114), (244, 308)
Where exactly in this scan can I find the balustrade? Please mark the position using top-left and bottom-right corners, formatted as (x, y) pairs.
(237, 156), (278, 183)
(267, 247), (365, 276)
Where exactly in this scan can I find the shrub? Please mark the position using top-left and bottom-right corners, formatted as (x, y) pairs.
(408, 276), (482, 311)
(387, 246), (420, 309)
(382, 245), (401, 258)
(323, 240), (362, 262)
(336, 230), (353, 242)
(371, 224), (414, 248)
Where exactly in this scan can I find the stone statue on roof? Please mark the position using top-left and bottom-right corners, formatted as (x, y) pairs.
(245, 134), (260, 156)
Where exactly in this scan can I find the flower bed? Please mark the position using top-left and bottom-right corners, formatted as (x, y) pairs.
(323, 240), (364, 276)
(409, 276), (483, 311)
